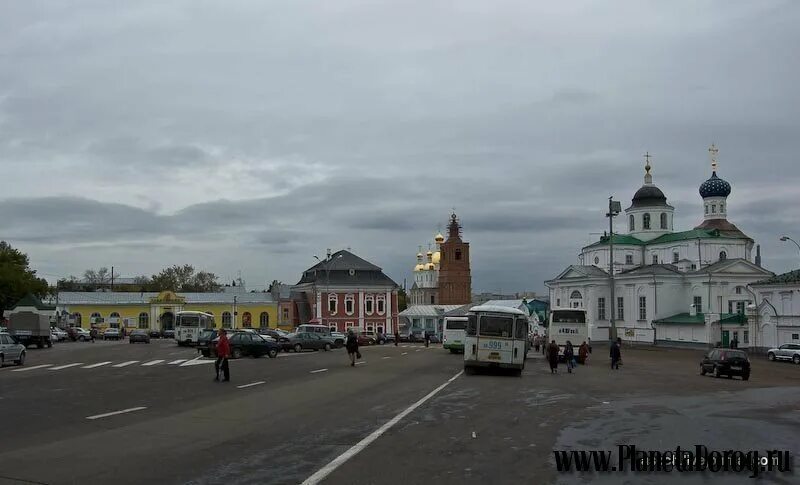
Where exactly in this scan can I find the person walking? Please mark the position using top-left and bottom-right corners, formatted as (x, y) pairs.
(547, 340), (559, 374)
(395, 331), (400, 346)
(90, 327), (97, 343)
(534, 336), (540, 353)
(610, 337), (621, 370)
(346, 329), (359, 367)
(564, 341), (575, 373)
(424, 331), (430, 348)
(579, 341), (589, 365)
(215, 328), (231, 382)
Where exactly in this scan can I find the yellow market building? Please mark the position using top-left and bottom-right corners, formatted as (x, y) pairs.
(55, 290), (280, 332)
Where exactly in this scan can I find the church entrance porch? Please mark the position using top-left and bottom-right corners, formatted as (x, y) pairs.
(160, 312), (175, 331)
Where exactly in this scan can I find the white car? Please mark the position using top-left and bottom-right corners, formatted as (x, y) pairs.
(767, 343), (800, 364)
(51, 328), (68, 341)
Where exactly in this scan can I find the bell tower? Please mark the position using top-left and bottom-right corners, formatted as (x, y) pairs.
(437, 212), (472, 304)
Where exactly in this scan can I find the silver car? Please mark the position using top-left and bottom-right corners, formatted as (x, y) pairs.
(0, 332), (26, 366)
(767, 343), (800, 364)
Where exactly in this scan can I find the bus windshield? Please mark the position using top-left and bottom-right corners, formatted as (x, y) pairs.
(445, 320), (466, 330)
(479, 316), (514, 338)
(551, 311), (586, 324)
(177, 315), (200, 327)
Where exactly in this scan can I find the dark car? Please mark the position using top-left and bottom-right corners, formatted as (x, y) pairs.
(149, 330), (161, 338)
(129, 329), (151, 344)
(203, 331), (280, 359)
(356, 332), (376, 346)
(279, 332), (335, 352)
(427, 334), (441, 344)
(700, 348), (750, 380)
(162, 329), (175, 339)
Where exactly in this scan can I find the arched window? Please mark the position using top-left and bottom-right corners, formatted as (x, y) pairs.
(377, 295), (386, 315)
(711, 204), (716, 214)
(73, 313), (82, 325)
(222, 311), (232, 327)
(345, 294), (355, 315)
(365, 294), (374, 315)
(259, 312), (269, 327)
(91, 312), (102, 324)
(629, 214), (635, 231)
(328, 293), (338, 314)
(110, 312), (120, 319)
(242, 312), (252, 328)
(569, 290), (583, 308)
(705, 204), (709, 214)
(720, 202), (725, 213)
(660, 213), (668, 229)
(719, 251), (727, 261)
(643, 213), (651, 230)
(138, 312), (149, 329)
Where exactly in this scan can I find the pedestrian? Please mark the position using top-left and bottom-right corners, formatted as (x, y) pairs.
(346, 329), (359, 367)
(90, 327), (97, 343)
(547, 340), (559, 374)
(395, 331), (400, 346)
(610, 337), (621, 370)
(424, 331), (430, 348)
(215, 328), (231, 382)
(564, 340), (575, 373)
(534, 336), (540, 353)
(579, 341), (589, 365)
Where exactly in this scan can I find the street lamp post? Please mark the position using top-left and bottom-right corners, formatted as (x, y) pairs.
(607, 197), (622, 341)
(779, 236), (800, 264)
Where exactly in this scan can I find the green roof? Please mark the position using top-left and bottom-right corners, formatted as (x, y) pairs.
(648, 229), (735, 244)
(584, 234), (645, 248)
(752, 269), (800, 286)
(11, 294), (55, 311)
(653, 312), (747, 325)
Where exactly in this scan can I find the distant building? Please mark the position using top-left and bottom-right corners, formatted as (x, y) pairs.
(409, 232), (444, 305)
(291, 250), (400, 334)
(749, 269), (800, 348)
(399, 304), (470, 337)
(437, 212), (472, 305)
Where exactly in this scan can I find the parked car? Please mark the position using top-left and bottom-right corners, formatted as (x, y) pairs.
(203, 331), (280, 359)
(330, 331), (345, 348)
(129, 329), (151, 344)
(162, 329), (175, 339)
(149, 330), (161, 338)
(767, 343), (800, 364)
(103, 328), (121, 340)
(427, 334), (441, 344)
(279, 332), (335, 352)
(50, 327), (68, 341)
(0, 332), (26, 366)
(403, 329), (424, 342)
(700, 348), (751, 380)
(356, 332), (376, 346)
(68, 327), (92, 341)
(258, 328), (287, 342)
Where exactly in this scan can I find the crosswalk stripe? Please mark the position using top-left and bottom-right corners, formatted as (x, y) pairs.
(13, 364), (53, 372)
(167, 359), (187, 365)
(112, 361), (139, 367)
(49, 363), (83, 371)
(141, 360), (165, 366)
(82, 361), (111, 369)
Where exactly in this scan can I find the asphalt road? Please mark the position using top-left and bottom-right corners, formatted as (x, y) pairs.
(1, 340), (798, 485)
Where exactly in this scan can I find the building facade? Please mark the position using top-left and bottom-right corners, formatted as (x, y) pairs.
(546, 147), (774, 348)
(55, 289), (279, 332)
(437, 212), (472, 305)
(291, 250), (399, 334)
(409, 232), (445, 306)
(749, 269), (800, 349)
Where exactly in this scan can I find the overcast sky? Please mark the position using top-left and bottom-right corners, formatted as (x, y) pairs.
(2, 0), (799, 294)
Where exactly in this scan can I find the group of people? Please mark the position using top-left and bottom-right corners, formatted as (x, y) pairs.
(545, 339), (592, 374)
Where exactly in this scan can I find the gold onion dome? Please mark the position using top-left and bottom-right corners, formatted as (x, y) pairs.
(434, 233), (445, 244)
(426, 263), (435, 270)
(413, 264), (425, 272)
(432, 251), (441, 264)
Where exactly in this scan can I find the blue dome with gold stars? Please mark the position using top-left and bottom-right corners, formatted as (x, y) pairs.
(699, 172), (731, 198)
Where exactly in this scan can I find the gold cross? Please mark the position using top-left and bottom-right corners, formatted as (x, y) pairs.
(644, 151), (652, 164)
(708, 143), (719, 171)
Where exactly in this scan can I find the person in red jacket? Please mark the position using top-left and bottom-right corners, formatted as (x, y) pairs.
(215, 328), (231, 382)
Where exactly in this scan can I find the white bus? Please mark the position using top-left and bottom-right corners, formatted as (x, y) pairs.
(175, 311), (215, 346)
(463, 305), (528, 376)
(442, 316), (467, 354)
(549, 308), (588, 361)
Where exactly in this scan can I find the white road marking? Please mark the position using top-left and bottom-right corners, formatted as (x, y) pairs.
(180, 359), (215, 366)
(301, 370), (464, 485)
(355, 361), (366, 366)
(401, 352), (408, 356)
(112, 361), (139, 367)
(278, 352), (313, 357)
(82, 361), (112, 369)
(237, 381), (266, 389)
(382, 356), (391, 359)
(141, 360), (165, 366)
(310, 368), (328, 374)
(167, 359), (187, 365)
(401, 345), (409, 348)
(12, 364), (53, 372)
(86, 406), (147, 420)
(472, 431), (477, 439)
(415, 349), (421, 352)
(49, 363), (83, 371)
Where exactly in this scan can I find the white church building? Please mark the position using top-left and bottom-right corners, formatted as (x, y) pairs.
(546, 146), (777, 350)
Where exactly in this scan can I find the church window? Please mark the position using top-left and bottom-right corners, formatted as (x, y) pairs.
(556, 298), (561, 307)
(639, 296), (647, 320)
(430, 295), (435, 304)
(597, 298), (606, 320)
(328, 294), (338, 315)
(455, 249), (462, 260)
(594, 256), (600, 265)
(625, 254), (633, 265)
(629, 215), (635, 231)
(719, 251), (727, 261)
(660, 213), (668, 229)
(735, 286), (743, 295)
(377, 296), (386, 314)
(617, 297), (624, 321)
(691, 263), (697, 270)
(693, 296), (702, 313)
(705, 204), (709, 214)
(672, 252), (679, 263)
(720, 202), (725, 212)
(711, 204), (716, 214)
(643, 213), (651, 230)
(345, 294), (355, 315)
(652, 254), (658, 265)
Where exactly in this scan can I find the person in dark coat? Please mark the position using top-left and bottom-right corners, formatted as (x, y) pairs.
(534, 336), (540, 353)
(395, 331), (400, 346)
(610, 337), (621, 370)
(215, 329), (231, 381)
(564, 341), (575, 373)
(547, 340), (559, 374)
(579, 341), (589, 365)
(345, 330), (359, 367)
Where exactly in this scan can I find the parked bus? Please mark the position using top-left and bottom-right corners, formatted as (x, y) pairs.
(549, 308), (588, 361)
(442, 316), (467, 354)
(463, 305), (528, 376)
(175, 311), (215, 346)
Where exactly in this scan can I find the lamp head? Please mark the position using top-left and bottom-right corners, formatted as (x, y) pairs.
(779, 236), (789, 242)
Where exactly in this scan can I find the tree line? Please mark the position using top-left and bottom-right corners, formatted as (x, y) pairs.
(57, 264), (222, 293)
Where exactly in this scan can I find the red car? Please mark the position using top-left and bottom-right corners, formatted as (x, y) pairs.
(356, 332), (376, 346)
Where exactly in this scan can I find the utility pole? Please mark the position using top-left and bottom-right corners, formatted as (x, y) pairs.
(111, 266), (114, 291)
(607, 197), (621, 341)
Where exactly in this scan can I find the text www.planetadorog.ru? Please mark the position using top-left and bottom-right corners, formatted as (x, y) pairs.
(554, 445), (792, 478)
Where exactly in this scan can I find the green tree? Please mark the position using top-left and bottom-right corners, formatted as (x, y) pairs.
(397, 287), (408, 312)
(149, 265), (221, 292)
(0, 241), (50, 316)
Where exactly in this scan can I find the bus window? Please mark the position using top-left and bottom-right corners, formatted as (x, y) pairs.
(479, 316), (513, 338)
(551, 310), (586, 324)
(445, 319), (466, 330)
(467, 315), (477, 336)
(178, 315), (200, 327)
(515, 318), (527, 339)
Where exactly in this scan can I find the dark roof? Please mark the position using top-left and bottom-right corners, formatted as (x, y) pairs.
(752, 269), (800, 286)
(10, 294), (56, 311)
(305, 250), (382, 272)
(699, 172), (731, 198)
(618, 264), (683, 276)
(693, 219), (752, 240)
(296, 250), (398, 288)
(653, 312), (747, 325)
(628, 184), (670, 209)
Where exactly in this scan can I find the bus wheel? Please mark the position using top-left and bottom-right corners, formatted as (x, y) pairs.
(513, 369), (523, 377)
(464, 366), (475, 375)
